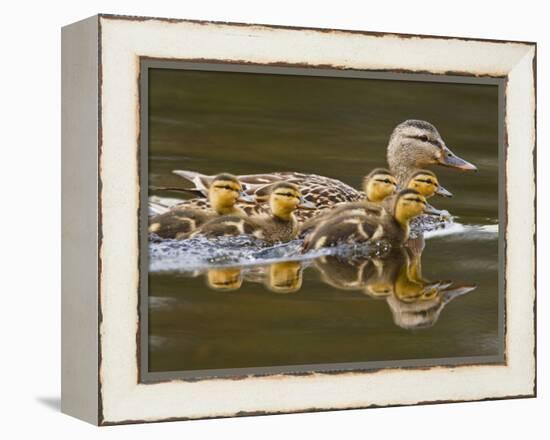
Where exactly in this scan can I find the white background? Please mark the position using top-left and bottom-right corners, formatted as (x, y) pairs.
(0, 0), (546, 437)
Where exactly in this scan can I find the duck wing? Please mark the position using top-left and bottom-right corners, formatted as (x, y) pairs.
(172, 170), (364, 207)
(172, 170), (213, 193)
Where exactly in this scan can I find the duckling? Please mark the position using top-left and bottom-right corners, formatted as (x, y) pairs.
(148, 173), (251, 239)
(191, 182), (315, 243)
(362, 168), (399, 202)
(405, 169), (452, 198)
(173, 120), (476, 222)
(302, 189), (434, 251)
(381, 169), (451, 214)
(299, 169), (398, 235)
(301, 169), (450, 236)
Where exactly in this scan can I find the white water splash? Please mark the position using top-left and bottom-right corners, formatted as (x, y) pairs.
(148, 222), (498, 273)
(425, 223), (498, 240)
(149, 235), (389, 273)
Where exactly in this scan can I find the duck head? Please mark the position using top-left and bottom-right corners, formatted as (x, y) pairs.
(387, 120), (477, 184)
(269, 182), (314, 220)
(362, 168), (398, 202)
(208, 173), (253, 214)
(394, 189), (430, 226)
(406, 169), (453, 198)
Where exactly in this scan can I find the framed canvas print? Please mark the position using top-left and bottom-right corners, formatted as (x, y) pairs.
(61, 14), (536, 425)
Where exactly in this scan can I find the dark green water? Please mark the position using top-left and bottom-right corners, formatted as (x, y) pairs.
(147, 68), (501, 373)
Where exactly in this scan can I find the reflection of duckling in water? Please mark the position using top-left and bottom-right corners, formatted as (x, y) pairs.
(265, 261), (303, 293)
(205, 267), (243, 291)
(303, 190), (434, 251)
(387, 281), (477, 330)
(385, 248), (476, 329)
(240, 262), (303, 293)
(312, 247), (403, 297)
(149, 173), (252, 239)
(191, 182), (315, 244)
(314, 255), (383, 291)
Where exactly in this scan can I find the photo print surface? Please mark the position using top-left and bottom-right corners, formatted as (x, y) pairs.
(143, 63), (503, 378)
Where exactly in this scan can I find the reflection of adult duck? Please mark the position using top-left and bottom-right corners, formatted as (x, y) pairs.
(171, 120), (476, 224)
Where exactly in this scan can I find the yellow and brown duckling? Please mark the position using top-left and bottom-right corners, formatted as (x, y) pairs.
(302, 189), (435, 251)
(191, 182), (315, 243)
(362, 168), (399, 202)
(405, 169), (452, 198)
(381, 169), (451, 214)
(299, 169), (397, 235)
(148, 173), (252, 239)
(299, 168), (451, 237)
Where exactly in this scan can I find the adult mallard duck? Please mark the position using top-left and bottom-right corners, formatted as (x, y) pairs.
(170, 120), (475, 222)
(302, 189), (436, 251)
(190, 182), (315, 243)
(148, 173), (252, 239)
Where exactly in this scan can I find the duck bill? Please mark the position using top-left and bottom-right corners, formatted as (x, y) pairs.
(237, 191), (255, 203)
(298, 198), (316, 209)
(442, 283), (478, 303)
(435, 185), (453, 198)
(423, 203), (446, 217)
(438, 146), (478, 171)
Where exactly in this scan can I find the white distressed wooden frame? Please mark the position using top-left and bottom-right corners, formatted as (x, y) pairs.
(61, 14), (536, 425)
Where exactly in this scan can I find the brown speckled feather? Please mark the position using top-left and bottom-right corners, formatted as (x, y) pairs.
(170, 171), (367, 223)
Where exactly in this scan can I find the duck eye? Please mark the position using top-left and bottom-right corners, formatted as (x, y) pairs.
(277, 192), (295, 197)
(420, 135), (428, 142)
